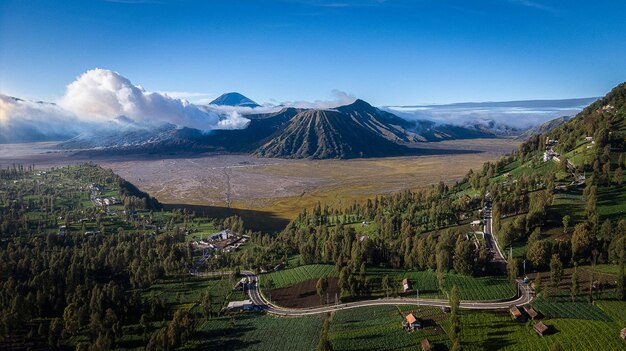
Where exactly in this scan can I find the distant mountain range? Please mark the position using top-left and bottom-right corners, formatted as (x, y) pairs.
(515, 116), (571, 140)
(4, 90), (599, 159)
(61, 96), (498, 159)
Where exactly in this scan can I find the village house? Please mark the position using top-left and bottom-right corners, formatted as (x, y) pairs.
(620, 328), (626, 340)
(509, 306), (524, 321)
(524, 306), (539, 320)
(533, 322), (549, 337)
(421, 338), (431, 351)
(402, 278), (411, 292)
(225, 299), (254, 312)
(405, 313), (421, 331)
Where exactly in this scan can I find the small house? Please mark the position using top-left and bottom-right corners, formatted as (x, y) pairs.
(533, 322), (549, 337)
(273, 261), (286, 272)
(421, 338), (431, 351)
(620, 328), (626, 340)
(470, 220), (481, 226)
(509, 306), (524, 321)
(402, 278), (411, 292)
(225, 299), (254, 312)
(405, 313), (421, 330)
(524, 306), (539, 320)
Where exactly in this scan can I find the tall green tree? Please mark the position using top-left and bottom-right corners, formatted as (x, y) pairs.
(317, 277), (329, 304)
(571, 223), (593, 262)
(550, 254), (563, 293)
(570, 265), (579, 302)
(448, 285), (461, 350)
(618, 245), (625, 301)
(507, 257), (519, 283)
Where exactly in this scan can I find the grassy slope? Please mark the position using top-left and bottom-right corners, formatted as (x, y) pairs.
(261, 264), (516, 301)
(183, 314), (324, 351)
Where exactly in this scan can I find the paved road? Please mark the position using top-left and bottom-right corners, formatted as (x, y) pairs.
(240, 271), (533, 316)
(211, 193), (534, 316)
(482, 193), (506, 264)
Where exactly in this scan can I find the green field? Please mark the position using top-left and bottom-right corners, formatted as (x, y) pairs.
(459, 310), (626, 351)
(367, 268), (517, 301)
(262, 264), (517, 301)
(329, 305), (449, 351)
(262, 264), (338, 288)
(183, 314), (324, 350)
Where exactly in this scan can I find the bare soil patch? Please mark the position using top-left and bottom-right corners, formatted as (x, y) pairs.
(269, 277), (340, 308)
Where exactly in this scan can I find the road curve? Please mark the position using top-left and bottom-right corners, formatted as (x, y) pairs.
(240, 271), (533, 316)
(207, 193), (533, 316)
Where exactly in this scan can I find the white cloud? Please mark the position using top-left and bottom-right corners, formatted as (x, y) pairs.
(0, 95), (94, 142)
(158, 91), (212, 100)
(278, 89), (356, 109)
(58, 68), (235, 131)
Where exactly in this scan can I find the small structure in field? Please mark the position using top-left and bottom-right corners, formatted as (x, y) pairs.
(420, 338), (431, 351)
(533, 322), (549, 337)
(273, 261), (286, 272)
(405, 313), (421, 330)
(620, 328), (626, 339)
(225, 299), (254, 312)
(524, 306), (539, 320)
(402, 278), (411, 292)
(509, 306), (524, 321)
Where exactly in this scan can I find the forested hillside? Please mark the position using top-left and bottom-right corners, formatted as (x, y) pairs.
(0, 164), (246, 350)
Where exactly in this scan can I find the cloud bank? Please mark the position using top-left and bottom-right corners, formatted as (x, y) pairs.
(276, 89), (357, 109)
(0, 68), (254, 143)
(384, 98), (597, 132)
(0, 96), (93, 143)
(59, 68), (248, 130)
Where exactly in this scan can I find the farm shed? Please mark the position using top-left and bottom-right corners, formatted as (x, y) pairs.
(402, 278), (411, 292)
(421, 338), (431, 351)
(524, 306), (539, 320)
(533, 322), (549, 337)
(225, 299), (254, 312)
(405, 313), (421, 329)
(509, 306), (524, 321)
(621, 328), (626, 340)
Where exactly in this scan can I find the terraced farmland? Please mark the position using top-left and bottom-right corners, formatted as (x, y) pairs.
(459, 311), (626, 351)
(262, 264), (337, 289)
(329, 305), (449, 351)
(184, 314), (324, 350)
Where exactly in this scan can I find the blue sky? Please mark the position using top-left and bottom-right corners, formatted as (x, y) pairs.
(1, 0), (625, 105)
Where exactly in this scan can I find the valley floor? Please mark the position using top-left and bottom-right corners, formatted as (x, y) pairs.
(0, 139), (518, 232)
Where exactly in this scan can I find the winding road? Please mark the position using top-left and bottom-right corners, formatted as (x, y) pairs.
(240, 271), (532, 316)
(200, 192), (534, 316)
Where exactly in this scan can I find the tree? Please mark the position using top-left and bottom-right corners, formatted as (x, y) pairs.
(382, 274), (391, 298)
(62, 303), (79, 337)
(317, 314), (333, 351)
(549, 254), (563, 293)
(571, 223), (592, 262)
(453, 237), (474, 276)
(618, 245), (625, 301)
(316, 277), (329, 304)
(507, 257), (519, 283)
(570, 265), (579, 302)
(448, 285), (461, 348)
(527, 240), (550, 269)
(201, 292), (213, 318)
(533, 273), (542, 297)
(562, 215), (571, 234)
(614, 167), (623, 186)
